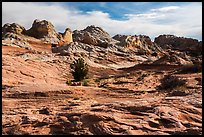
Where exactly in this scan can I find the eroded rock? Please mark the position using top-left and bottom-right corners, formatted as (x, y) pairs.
(154, 35), (202, 57)
(26, 19), (60, 44)
(73, 25), (118, 48)
(2, 23), (26, 36)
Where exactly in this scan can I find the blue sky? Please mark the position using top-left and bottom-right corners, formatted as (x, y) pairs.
(2, 2), (202, 40)
(65, 2), (186, 20)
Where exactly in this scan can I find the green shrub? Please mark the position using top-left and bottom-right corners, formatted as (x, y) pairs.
(70, 58), (88, 82)
(82, 79), (89, 86)
(158, 75), (187, 90)
(66, 80), (72, 85)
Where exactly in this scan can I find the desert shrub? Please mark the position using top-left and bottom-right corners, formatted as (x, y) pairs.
(73, 97), (80, 100)
(66, 80), (72, 85)
(176, 64), (202, 74)
(70, 58), (88, 82)
(34, 92), (48, 97)
(170, 86), (189, 96)
(82, 79), (89, 86)
(95, 78), (101, 82)
(158, 75), (187, 90)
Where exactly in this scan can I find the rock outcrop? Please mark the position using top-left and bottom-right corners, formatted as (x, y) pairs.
(2, 33), (29, 48)
(58, 28), (73, 45)
(2, 23), (26, 36)
(113, 34), (163, 56)
(152, 53), (192, 65)
(2, 23), (29, 48)
(154, 35), (202, 56)
(73, 25), (118, 48)
(26, 19), (60, 44)
(52, 42), (97, 56)
(2, 19), (74, 46)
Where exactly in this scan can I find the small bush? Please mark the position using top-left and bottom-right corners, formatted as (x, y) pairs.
(176, 64), (202, 74)
(73, 97), (80, 100)
(170, 86), (189, 96)
(66, 80), (72, 85)
(82, 79), (89, 86)
(158, 75), (187, 90)
(70, 58), (88, 82)
(95, 78), (101, 82)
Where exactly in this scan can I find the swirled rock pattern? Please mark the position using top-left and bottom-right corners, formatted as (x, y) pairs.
(2, 19), (202, 135)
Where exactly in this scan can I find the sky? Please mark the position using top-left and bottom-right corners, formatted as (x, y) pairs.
(2, 2), (202, 41)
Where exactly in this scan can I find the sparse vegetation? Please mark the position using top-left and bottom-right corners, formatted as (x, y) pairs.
(70, 58), (88, 82)
(66, 80), (72, 85)
(157, 75), (187, 90)
(73, 97), (80, 100)
(175, 64), (202, 74)
(113, 80), (130, 84)
(82, 79), (89, 86)
(170, 86), (189, 96)
(174, 85), (187, 91)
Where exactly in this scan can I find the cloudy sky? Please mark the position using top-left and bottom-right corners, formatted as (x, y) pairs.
(2, 2), (202, 40)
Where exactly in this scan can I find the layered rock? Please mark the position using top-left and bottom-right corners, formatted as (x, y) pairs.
(2, 20), (202, 135)
(113, 34), (163, 56)
(152, 54), (192, 65)
(2, 19), (201, 67)
(154, 35), (202, 56)
(2, 33), (29, 48)
(73, 25), (118, 48)
(151, 47), (195, 65)
(2, 23), (29, 48)
(52, 42), (96, 56)
(26, 19), (60, 44)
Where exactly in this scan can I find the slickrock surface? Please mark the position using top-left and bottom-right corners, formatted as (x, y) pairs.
(2, 19), (202, 135)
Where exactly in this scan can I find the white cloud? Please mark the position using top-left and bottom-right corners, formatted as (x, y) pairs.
(151, 6), (179, 12)
(2, 2), (73, 32)
(2, 2), (202, 40)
